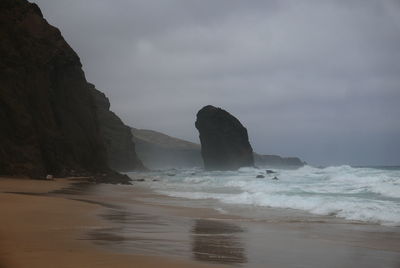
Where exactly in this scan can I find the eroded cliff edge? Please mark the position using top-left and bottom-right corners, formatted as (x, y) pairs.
(0, 0), (142, 180)
(90, 86), (145, 171)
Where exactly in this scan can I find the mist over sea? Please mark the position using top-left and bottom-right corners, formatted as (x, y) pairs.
(129, 165), (400, 226)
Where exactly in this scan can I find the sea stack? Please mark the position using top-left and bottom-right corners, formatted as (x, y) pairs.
(195, 105), (254, 170)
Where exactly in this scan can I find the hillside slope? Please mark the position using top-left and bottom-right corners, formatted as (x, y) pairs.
(131, 128), (202, 169)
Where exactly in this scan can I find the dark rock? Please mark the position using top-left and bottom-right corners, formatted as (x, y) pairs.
(89, 171), (132, 184)
(256, 174), (265, 178)
(0, 0), (140, 182)
(272, 176), (279, 180)
(0, 0), (104, 177)
(266, 170), (276, 174)
(195, 105), (254, 170)
(90, 86), (145, 172)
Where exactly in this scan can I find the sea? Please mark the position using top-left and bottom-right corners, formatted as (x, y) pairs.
(129, 165), (400, 226)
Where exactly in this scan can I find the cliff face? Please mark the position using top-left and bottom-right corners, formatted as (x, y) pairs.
(0, 0), (136, 180)
(131, 128), (202, 169)
(195, 105), (254, 170)
(90, 87), (145, 171)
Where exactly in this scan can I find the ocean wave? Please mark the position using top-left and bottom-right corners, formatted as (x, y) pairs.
(135, 165), (400, 226)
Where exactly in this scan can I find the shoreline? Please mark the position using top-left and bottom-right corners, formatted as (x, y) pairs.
(1, 176), (399, 267)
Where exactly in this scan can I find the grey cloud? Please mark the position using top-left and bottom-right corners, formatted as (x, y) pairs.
(35, 0), (400, 165)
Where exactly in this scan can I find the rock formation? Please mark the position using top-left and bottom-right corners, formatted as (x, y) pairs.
(131, 127), (306, 170)
(195, 105), (254, 170)
(0, 0), (141, 182)
(131, 128), (202, 169)
(90, 86), (145, 171)
(253, 153), (305, 168)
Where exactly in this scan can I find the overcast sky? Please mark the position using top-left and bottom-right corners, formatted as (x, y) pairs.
(35, 0), (400, 166)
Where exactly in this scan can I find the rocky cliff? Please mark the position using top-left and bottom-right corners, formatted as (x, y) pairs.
(0, 0), (138, 181)
(131, 128), (202, 169)
(90, 87), (145, 171)
(195, 105), (254, 170)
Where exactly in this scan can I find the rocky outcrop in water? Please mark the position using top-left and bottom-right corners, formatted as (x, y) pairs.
(90, 86), (145, 171)
(253, 154), (305, 168)
(195, 105), (254, 170)
(0, 0), (137, 182)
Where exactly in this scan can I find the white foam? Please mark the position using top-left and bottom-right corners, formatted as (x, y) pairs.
(134, 165), (400, 226)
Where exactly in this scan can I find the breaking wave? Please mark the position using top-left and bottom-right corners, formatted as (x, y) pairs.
(130, 165), (400, 226)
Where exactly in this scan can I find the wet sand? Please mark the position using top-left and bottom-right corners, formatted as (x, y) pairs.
(0, 177), (224, 268)
(79, 182), (400, 267)
(1, 176), (400, 268)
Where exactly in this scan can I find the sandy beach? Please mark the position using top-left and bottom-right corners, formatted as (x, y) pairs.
(1, 176), (399, 268)
(0, 177), (225, 268)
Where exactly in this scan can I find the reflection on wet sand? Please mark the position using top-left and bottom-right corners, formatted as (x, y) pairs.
(86, 227), (126, 244)
(85, 208), (191, 257)
(4, 181), (98, 199)
(191, 219), (247, 265)
(50, 181), (95, 195)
